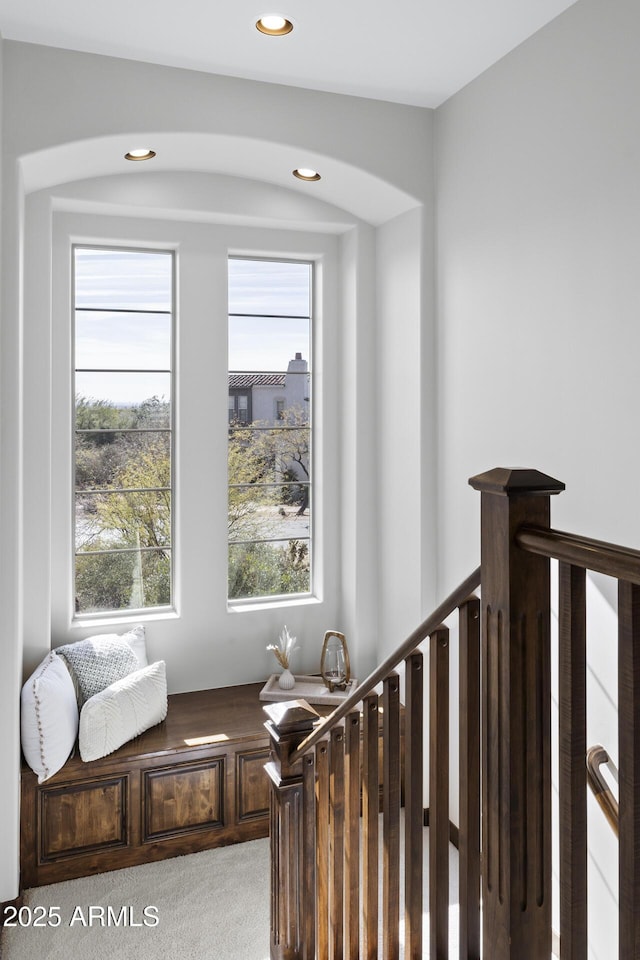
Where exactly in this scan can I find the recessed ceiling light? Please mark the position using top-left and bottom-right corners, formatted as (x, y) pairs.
(256, 15), (293, 36)
(293, 168), (321, 181)
(124, 149), (157, 161)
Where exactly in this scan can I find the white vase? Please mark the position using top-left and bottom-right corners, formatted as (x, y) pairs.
(278, 667), (295, 690)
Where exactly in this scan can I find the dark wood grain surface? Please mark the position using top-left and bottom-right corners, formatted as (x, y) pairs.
(20, 682), (295, 888)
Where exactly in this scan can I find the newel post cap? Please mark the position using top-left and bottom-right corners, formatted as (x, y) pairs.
(264, 699), (319, 780)
(263, 699), (319, 735)
(469, 467), (565, 497)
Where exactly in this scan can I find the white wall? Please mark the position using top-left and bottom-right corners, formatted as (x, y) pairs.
(0, 28), (22, 908)
(3, 41), (429, 224)
(338, 224), (379, 678)
(376, 206), (437, 659)
(436, 0), (637, 953)
(0, 41), (433, 900)
(436, 0), (640, 589)
(0, 29), (24, 906)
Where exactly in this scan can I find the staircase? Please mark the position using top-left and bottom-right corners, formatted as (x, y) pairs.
(264, 467), (639, 959)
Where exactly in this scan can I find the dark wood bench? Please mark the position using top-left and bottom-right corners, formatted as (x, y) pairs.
(20, 682), (283, 888)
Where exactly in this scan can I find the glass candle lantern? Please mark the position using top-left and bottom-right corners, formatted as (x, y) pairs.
(320, 630), (351, 692)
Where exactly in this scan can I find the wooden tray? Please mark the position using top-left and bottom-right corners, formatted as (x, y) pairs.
(259, 674), (359, 705)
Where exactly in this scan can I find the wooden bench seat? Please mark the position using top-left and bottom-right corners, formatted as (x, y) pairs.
(20, 682), (284, 888)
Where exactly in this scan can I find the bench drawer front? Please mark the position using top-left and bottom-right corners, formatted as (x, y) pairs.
(40, 776), (128, 860)
(144, 759), (224, 840)
(236, 747), (270, 822)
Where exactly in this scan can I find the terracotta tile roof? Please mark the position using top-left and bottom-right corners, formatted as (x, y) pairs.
(228, 373), (286, 388)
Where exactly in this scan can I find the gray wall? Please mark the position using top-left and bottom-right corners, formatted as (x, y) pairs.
(0, 27), (22, 906)
(436, 0), (640, 590)
(435, 0), (635, 951)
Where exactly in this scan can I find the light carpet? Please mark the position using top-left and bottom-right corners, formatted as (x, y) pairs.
(1, 837), (270, 960)
(2, 828), (466, 960)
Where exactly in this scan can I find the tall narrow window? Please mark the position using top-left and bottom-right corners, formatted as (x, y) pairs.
(228, 258), (312, 601)
(73, 247), (173, 614)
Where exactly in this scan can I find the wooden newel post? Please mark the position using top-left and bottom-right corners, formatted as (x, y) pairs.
(469, 468), (564, 960)
(264, 699), (320, 960)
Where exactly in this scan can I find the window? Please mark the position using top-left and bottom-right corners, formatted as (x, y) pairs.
(228, 258), (312, 601)
(228, 389), (251, 423)
(73, 246), (174, 615)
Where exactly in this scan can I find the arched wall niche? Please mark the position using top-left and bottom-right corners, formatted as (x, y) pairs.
(19, 130), (421, 227)
(19, 143), (423, 675)
(16, 131), (434, 688)
(1, 39), (435, 906)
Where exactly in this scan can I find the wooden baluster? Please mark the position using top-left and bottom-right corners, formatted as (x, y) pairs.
(459, 596), (481, 960)
(362, 693), (379, 960)
(302, 750), (317, 960)
(344, 711), (361, 960)
(264, 700), (321, 960)
(330, 726), (345, 960)
(618, 580), (640, 960)
(316, 738), (330, 960)
(430, 625), (450, 960)
(383, 673), (401, 960)
(469, 468), (563, 960)
(404, 651), (424, 960)
(558, 562), (587, 960)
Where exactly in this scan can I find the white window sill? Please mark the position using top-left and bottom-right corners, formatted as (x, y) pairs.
(228, 594), (321, 614)
(71, 607), (179, 631)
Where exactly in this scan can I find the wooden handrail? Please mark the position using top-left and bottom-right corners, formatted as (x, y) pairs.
(289, 565), (481, 765)
(267, 467), (640, 960)
(586, 744), (619, 836)
(517, 526), (640, 585)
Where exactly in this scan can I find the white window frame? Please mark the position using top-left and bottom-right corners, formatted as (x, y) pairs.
(227, 255), (314, 606)
(71, 243), (176, 619)
(48, 212), (338, 642)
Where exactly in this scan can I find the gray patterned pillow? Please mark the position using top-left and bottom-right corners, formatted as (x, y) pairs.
(57, 637), (139, 706)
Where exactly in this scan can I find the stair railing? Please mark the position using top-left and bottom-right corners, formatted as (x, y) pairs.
(586, 744), (618, 835)
(264, 567), (480, 960)
(516, 521), (640, 960)
(265, 467), (640, 960)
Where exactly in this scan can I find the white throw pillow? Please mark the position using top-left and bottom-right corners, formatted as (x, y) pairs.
(79, 661), (168, 762)
(122, 624), (148, 668)
(56, 636), (139, 705)
(60, 624), (148, 668)
(21, 652), (79, 783)
(56, 625), (149, 706)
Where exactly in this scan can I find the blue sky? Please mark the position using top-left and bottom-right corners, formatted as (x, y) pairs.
(75, 248), (311, 405)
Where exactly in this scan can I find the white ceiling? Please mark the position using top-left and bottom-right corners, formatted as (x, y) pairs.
(0, 0), (579, 108)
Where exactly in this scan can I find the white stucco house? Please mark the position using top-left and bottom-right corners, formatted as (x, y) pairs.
(229, 353), (309, 425)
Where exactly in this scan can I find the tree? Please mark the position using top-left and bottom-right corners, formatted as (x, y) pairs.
(75, 395), (136, 438)
(75, 395), (311, 609)
(227, 422), (274, 543)
(228, 540), (309, 599)
(94, 437), (171, 549)
(74, 396), (172, 612)
(227, 406), (310, 599)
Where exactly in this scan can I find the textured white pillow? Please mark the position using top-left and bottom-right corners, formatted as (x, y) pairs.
(56, 625), (149, 707)
(61, 624), (148, 668)
(79, 661), (168, 762)
(56, 636), (139, 705)
(21, 652), (79, 783)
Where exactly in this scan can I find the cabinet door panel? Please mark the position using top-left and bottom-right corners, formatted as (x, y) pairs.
(41, 777), (127, 860)
(237, 747), (270, 822)
(144, 759), (224, 839)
